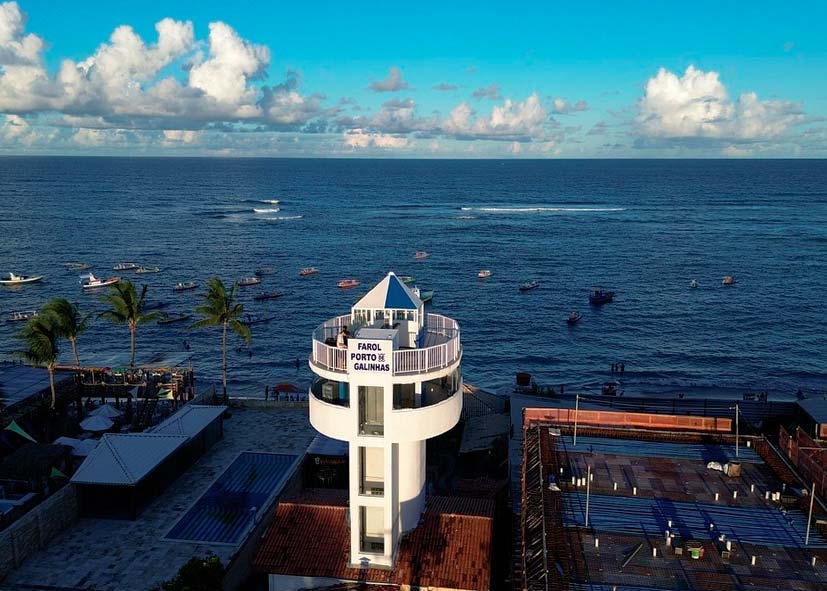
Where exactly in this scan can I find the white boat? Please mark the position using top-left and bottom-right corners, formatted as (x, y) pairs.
(338, 279), (360, 289)
(113, 262), (140, 271)
(299, 267), (319, 277)
(7, 310), (38, 322)
(0, 272), (43, 285)
(690, 279), (697, 289)
(722, 275), (736, 286)
(81, 274), (120, 290)
(414, 251), (430, 260)
(238, 277), (262, 287)
(478, 270), (492, 279)
(135, 266), (161, 274)
(173, 281), (198, 292)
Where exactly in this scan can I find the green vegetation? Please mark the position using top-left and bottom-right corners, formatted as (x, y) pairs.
(43, 297), (92, 367)
(191, 277), (252, 401)
(151, 553), (224, 591)
(17, 314), (61, 409)
(99, 280), (160, 367)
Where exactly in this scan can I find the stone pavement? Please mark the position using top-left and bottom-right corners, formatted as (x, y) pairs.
(1, 408), (315, 591)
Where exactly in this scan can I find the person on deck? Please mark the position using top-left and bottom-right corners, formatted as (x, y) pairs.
(336, 327), (347, 348)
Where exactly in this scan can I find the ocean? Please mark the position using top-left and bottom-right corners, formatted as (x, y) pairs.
(1, 157), (826, 400)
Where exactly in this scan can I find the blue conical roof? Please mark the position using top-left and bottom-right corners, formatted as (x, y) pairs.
(354, 273), (422, 310)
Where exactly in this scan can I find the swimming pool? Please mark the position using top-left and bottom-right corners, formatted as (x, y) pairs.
(165, 451), (299, 545)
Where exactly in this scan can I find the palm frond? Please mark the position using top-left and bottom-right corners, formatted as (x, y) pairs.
(229, 318), (252, 345)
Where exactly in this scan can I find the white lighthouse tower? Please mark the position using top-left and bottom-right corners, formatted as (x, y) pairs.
(308, 272), (463, 567)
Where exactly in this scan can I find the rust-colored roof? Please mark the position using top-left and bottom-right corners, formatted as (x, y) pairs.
(253, 491), (494, 591)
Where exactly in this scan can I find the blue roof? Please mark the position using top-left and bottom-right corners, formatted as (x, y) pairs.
(385, 274), (418, 309)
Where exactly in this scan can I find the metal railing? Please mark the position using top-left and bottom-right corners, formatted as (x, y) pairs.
(310, 313), (461, 375)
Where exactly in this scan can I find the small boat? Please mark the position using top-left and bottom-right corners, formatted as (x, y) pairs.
(238, 277), (262, 287)
(63, 262), (90, 271)
(338, 279), (360, 289)
(254, 267), (276, 277)
(690, 279), (698, 289)
(244, 313), (277, 325)
(113, 262), (140, 271)
(589, 287), (615, 305)
(567, 311), (582, 325)
(135, 266), (161, 274)
(414, 251), (430, 260)
(7, 310), (38, 322)
(254, 291), (285, 301)
(299, 267), (319, 277)
(722, 275), (736, 286)
(519, 281), (539, 292)
(157, 312), (191, 325)
(398, 275), (415, 285)
(0, 272), (44, 285)
(82, 274), (120, 290)
(173, 281), (198, 292)
(478, 270), (492, 279)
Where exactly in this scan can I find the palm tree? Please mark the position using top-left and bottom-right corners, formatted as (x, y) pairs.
(191, 277), (252, 400)
(18, 314), (61, 409)
(43, 298), (91, 367)
(99, 280), (160, 367)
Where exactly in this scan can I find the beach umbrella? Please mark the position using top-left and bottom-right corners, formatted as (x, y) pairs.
(158, 388), (175, 400)
(53, 436), (82, 448)
(4, 419), (37, 443)
(275, 383), (299, 393)
(71, 438), (99, 457)
(80, 415), (113, 432)
(90, 403), (123, 419)
(50, 467), (68, 479)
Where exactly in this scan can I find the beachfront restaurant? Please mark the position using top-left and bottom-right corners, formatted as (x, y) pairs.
(71, 405), (226, 518)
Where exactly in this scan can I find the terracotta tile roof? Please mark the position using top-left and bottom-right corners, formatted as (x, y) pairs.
(253, 491), (494, 591)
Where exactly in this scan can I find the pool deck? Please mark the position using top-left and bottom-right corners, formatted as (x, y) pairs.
(0, 408), (316, 591)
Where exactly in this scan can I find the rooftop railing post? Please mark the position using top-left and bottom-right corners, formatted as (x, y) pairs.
(573, 393), (580, 447)
(806, 480), (816, 546)
(585, 464), (591, 528)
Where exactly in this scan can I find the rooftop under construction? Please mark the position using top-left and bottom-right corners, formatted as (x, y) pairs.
(519, 408), (827, 591)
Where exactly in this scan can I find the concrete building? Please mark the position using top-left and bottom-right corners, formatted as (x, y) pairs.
(307, 272), (463, 568)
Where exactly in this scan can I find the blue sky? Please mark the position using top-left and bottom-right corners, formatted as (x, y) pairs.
(0, 0), (825, 156)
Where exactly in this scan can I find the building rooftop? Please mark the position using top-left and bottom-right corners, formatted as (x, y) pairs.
(798, 397), (827, 425)
(0, 364), (74, 410)
(149, 404), (226, 437)
(520, 413), (827, 591)
(253, 490), (494, 591)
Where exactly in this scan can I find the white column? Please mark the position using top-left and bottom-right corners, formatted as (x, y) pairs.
(397, 439), (426, 531)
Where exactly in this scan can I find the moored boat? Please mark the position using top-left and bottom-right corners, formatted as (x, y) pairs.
(338, 279), (360, 289)
(0, 272), (43, 285)
(253, 291), (285, 301)
(398, 275), (415, 285)
(414, 251), (430, 260)
(63, 262), (90, 271)
(589, 287), (615, 304)
(567, 311), (582, 325)
(7, 310), (38, 322)
(173, 281), (198, 292)
(157, 312), (191, 325)
(113, 262), (140, 271)
(245, 313), (277, 325)
(135, 266), (161, 274)
(519, 280), (539, 292)
(722, 275), (736, 286)
(299, 267), (319, 276)
(478, 270), (492, 279)
(238, 276), (262, 287)
(413, 286), (434, 303)
(81, 274), (120, 290)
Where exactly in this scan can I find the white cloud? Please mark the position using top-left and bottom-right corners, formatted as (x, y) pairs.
(637, 66), (806, 143)
(162, 129), (200, 144)
(189, 21), (268, 106)
(552, 97), (588, 114)
(368, 66), (409, 92)
(344, 128), (410, 149)
(433, 82), (458, 91)
(0, 1), (41, 65)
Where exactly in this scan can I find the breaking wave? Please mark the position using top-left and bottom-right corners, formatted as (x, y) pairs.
(262, 215), (303, 221)
(460, 206), (625, 213)
(253, 208), (281, 214)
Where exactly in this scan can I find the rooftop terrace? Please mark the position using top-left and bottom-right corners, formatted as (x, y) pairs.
(520, 415), (827, 591)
